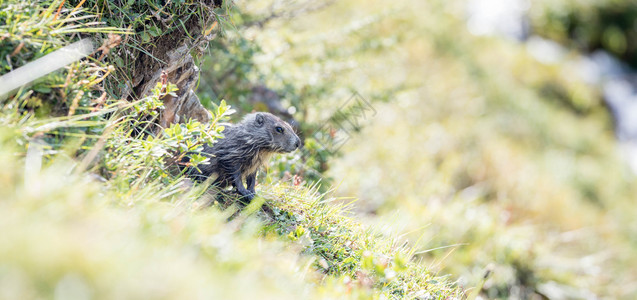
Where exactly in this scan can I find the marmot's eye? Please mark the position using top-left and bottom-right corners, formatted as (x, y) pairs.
(275, 126), (284, 134)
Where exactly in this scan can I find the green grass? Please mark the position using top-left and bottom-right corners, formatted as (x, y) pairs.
(257, 183), (461, 298)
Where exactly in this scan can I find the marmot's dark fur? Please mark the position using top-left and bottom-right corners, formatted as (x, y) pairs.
(185, 112), (301, 202)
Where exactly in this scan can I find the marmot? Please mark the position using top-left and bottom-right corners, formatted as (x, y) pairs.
(184, 112), (301, 203)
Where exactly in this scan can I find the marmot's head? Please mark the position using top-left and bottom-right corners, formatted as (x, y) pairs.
(243, 112), (302, 153)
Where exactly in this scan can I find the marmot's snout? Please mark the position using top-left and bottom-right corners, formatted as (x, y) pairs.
(279, 127), (302, 153)
(294, 137), (301, 149)
(285, 135), (302, 152)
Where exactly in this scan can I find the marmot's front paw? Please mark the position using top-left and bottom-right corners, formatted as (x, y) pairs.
(237, 191), (255, 205)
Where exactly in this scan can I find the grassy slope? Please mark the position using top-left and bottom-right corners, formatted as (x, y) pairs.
(0, 132), (461, 299)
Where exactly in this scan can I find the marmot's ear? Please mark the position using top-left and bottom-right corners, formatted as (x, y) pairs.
(255, 113), (265, 127)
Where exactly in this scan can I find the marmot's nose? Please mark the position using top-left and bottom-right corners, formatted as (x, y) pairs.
(295, 138), (302, 149)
